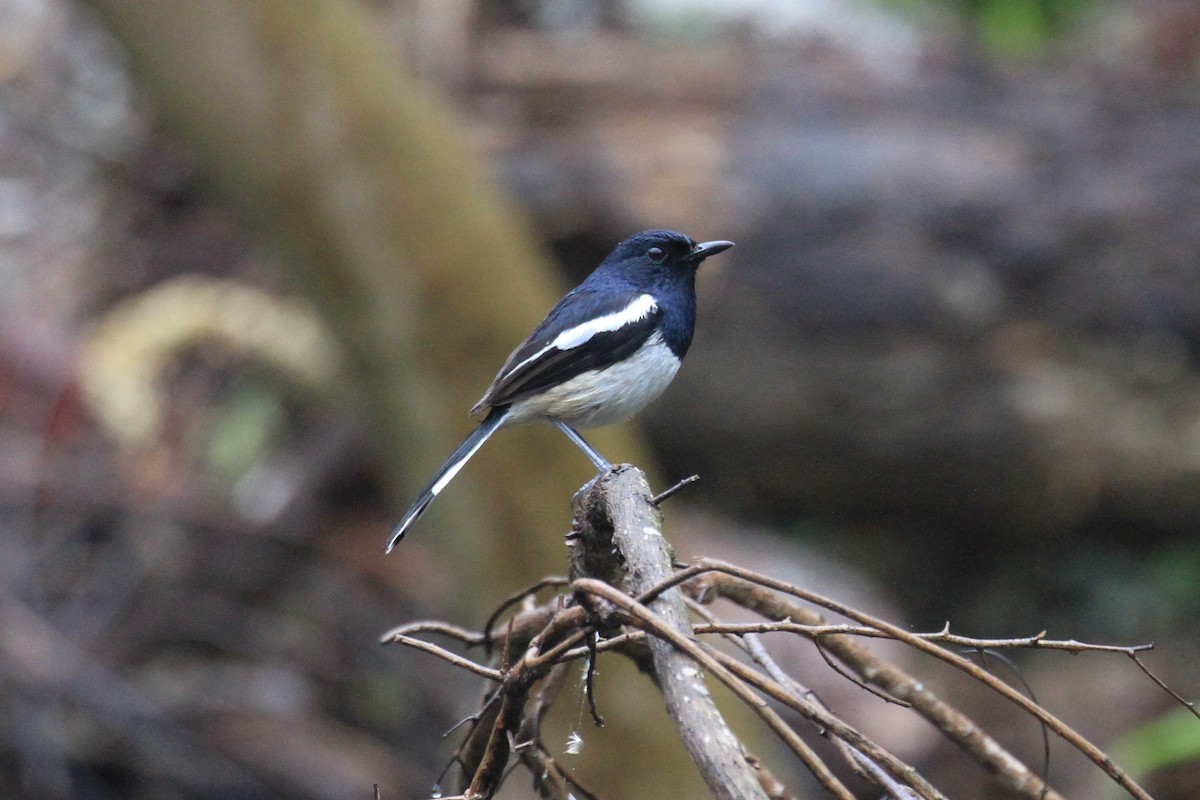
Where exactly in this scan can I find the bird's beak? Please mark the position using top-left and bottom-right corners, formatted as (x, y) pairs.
(689, 240), (735, 262)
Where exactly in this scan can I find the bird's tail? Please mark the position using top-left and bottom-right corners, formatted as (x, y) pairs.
(385, 408), (506, 552)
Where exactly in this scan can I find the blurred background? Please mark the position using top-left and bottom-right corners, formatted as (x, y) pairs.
(2, 0), (1199, 797)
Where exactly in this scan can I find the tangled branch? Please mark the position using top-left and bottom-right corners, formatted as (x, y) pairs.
(382, 465), (1186, 799)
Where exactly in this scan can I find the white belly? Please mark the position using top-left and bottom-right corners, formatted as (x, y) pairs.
(504, 332), (682, 428)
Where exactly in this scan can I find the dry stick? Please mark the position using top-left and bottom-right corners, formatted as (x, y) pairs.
(523, 744), (601, 800)
(524, 611), (590, 671)
(684, 621), (1155, 657)
(741, 632), (913, 797)
(698, 616), (1194, 724)
(923, 626), (1155, 655)
(482, 577), (570, 650)
(651, 474), (701, 505)
(456, 605), (586, 798)
(696, 571), (1072, 800)
(688, 598), (925, 798)
(1126, 652), (1198, 719)
(513, 663), (602, 800)
(679, 560), (1152, 800)
(384, 579), (1073, 797)
(523, 623), (796, 800)
(573, 578), (858, 800)
(458, 606), (595, 796)
(383, 634), (503, 681)
(453, 694), (510, 794)
(379, 620), (485, 645)
(457, 601), (620, 798)
(687, 586), (1065, 800)
(465, 652), (541, 797)
(922, 629), (1190, 718)
(681, 636), (945, 800)
(581, 579), (949, 800)
(571, 466), (771, 800)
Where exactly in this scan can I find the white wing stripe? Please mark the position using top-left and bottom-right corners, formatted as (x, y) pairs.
(506, 293), (658, 377)
(551, 293), (658, 349)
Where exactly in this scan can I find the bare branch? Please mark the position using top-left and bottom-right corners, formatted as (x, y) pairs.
(926, 625), (1156, 656)
(378, 620), (485, 645)
(382, 634), (503, 681)
(569, 466), (771, 800)
(465, 673), (529, 798)
(688, 619), (1157, 659)
(482, 577), (570, 650)
(381, 468), (1174, 800)
(574, 577), (860, 800)
(690, 638), (945, 800)
(1127, 651), (1199, 719)
(512, 663), (600, 800)
(681, 559), (1151, 800)
(517, 743), (601, 800)
(583, 633), (604, 727)
(651, 474), (700, 505)
(689, 569), (1068, 800)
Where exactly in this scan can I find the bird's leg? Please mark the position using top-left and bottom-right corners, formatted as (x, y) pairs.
(554, 422), (611, 471)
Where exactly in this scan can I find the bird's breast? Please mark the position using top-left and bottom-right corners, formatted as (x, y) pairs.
(504, 331), (682, 428)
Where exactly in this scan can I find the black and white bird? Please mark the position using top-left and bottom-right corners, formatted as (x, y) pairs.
(386, 229), (734, 551)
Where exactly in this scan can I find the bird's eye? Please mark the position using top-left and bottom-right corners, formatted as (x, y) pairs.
(647, 246), (666, 262)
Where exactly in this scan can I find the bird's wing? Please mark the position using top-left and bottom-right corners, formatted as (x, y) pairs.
(472, 287), (663, 413)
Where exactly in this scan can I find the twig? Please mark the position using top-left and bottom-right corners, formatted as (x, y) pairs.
(679, 559), (1151, 800)
(525, 622), (589, 671)
(521, 662), (568, 745)
(689, 638), (945, 800)
(442, 714), (480, 739)
(519, 743), (600, 800)
(928, 624), (1156, 656)
(970, 648), (1053, 798)
(683, 600), (862, 796)
(1127, 651), (1199, 719)
(465, 668), (532, 797)
(584, 632), (604, 727)
(449, 690), (504, 792)
(685, 575), (1064, 799)
(814, 635), (909, 706)
(378, 620), (484, 646)
(651, 474), (700, 505)
(381, 634), (502, 681)
(573, 577), (859, 800)
(687, 619), (1157, 658)
(482, 577), (569, 650)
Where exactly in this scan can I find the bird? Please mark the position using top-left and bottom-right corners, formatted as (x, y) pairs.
(386, 229), (734, 551)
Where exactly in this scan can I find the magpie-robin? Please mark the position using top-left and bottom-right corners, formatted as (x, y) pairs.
(386, 229), (734, 551)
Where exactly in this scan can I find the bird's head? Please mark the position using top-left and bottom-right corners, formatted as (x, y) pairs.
(602, 229), (735, 287)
